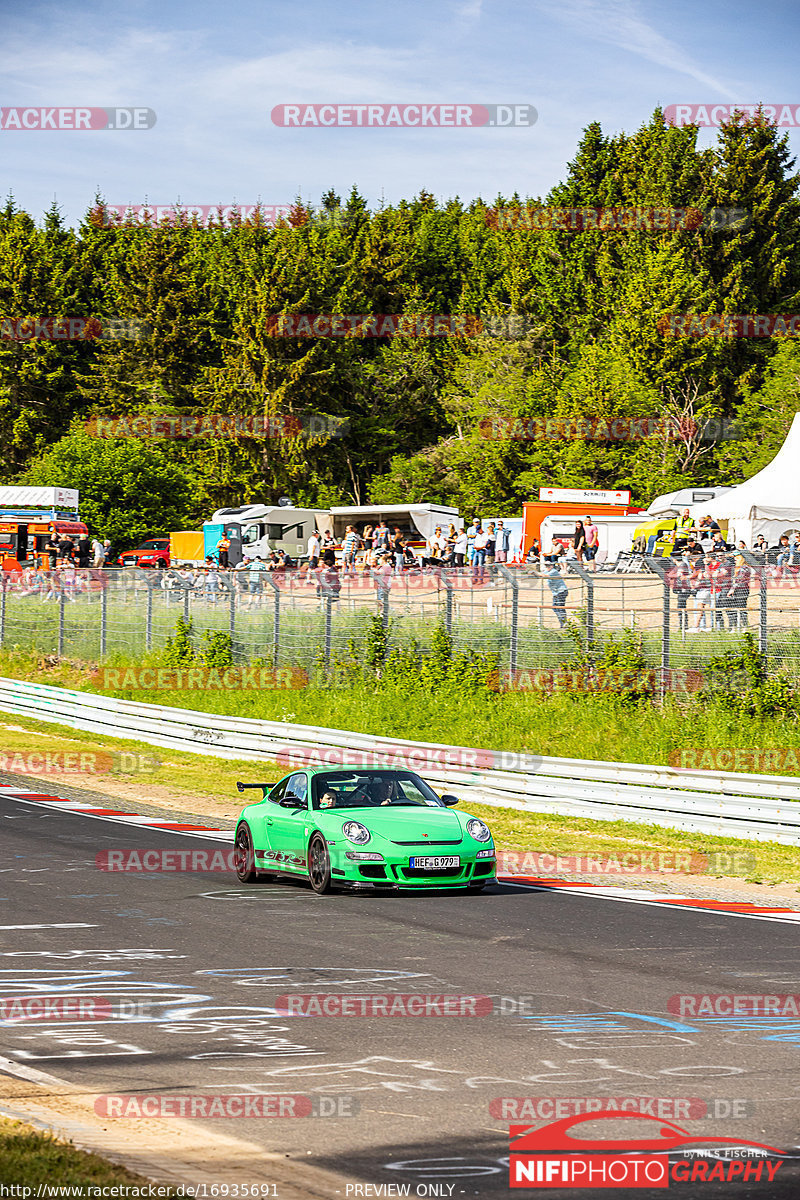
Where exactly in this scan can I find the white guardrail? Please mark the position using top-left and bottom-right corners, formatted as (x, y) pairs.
(0, 677), (799, 845)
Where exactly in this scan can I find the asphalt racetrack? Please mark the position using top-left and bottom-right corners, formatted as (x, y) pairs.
(1, 784), (799, 1198)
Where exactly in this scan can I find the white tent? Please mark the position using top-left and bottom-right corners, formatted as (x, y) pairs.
(686, 413), (800, 545)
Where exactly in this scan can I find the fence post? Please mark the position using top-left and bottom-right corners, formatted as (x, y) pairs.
(100, 583), (107, 657)
(183, 588), (190, 623)
(229, 583), (236, 647)
(324, 595), (333, 669)
(567, 561), (594, 648)
(443, 573), (453, 637)
(265, 576), (280, 668)
(497, 565), (519, 676)
(0, 582), (6, 649)
(58, 587), (65, 656)
(738, 549), (767, 653)
(146, 586), (153, 652)
(646, 557), (671, 702)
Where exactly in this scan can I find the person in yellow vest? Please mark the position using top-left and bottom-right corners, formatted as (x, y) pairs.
(216, 534), (231, 568)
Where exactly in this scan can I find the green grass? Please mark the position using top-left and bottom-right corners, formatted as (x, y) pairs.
(2, 649), (800, 886)
(0, 1117), (172, 1191)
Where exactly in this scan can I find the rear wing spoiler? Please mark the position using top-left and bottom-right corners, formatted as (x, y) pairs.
(236, 781), (275, 793)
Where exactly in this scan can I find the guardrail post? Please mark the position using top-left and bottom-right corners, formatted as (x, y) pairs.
(100, 583), (107, 656)
(145, 586), (153, 652)
(58, 587), (65, 656)
(324, 595), (333, 669)
(497, 565), (519, 676)
(265, 575), (280, 668)
(646, 557), (671, 702)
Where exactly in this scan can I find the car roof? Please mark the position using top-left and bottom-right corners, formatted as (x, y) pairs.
(280, 765), (418, 778)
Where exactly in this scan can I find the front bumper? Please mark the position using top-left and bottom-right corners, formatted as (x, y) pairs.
(335, 851), (496, 889)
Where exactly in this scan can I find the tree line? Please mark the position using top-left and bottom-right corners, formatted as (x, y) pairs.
(2, 109), (800, 542)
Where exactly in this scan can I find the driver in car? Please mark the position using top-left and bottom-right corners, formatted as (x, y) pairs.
(373, 779), (397, 806)
(319, 790), (339, 809)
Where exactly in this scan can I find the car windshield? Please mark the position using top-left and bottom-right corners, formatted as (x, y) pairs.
(311, 770), (444, 810)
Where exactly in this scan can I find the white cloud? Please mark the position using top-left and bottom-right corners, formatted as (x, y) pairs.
(536, 0), (738, 98)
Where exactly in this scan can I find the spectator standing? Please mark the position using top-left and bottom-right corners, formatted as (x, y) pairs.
(76, 534), (91, 569)
(546, 562), (569, 628)
(101, 539), (113, 568)
(572, 520), (586, 564)
(485, 523), (496, 566)
(307, 530), (321, 569)
(91, 536), (105, 568)
(495, 520), (511, 564)
(391, 527), (404, 574)
(316, 558), (341, 604)
(691, 560), (713, 630)
(216, 533), (230, 568)
(453, 527), (468, 567)
(206, 565), (221, 604)
(248, 556), (266, 604)
(342, 525), (361, 574)
(710, 555), (732, 629)
(45, 532), (60, 570)
(466, 518), (480, 564)
(727, 555), (750, 628)
(670, 553), (693, 633)
(373, 521), (390, 552)
(321, 529), (336, 554)
(583, 516), (599, 570)
(362, 525), (374, 552)
(58, 533), (75, 565)
(472, 525), (489, 584)
(372, 554), (393, 604)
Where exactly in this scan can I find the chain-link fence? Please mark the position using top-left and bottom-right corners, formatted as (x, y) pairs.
(2, 560), (800, 690)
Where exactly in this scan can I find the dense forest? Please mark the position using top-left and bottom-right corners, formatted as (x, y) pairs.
(2, 109), (800, 541)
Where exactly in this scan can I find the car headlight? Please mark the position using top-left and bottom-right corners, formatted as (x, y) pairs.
(342, 820), (370, 845)
(466, 818), (491, 843)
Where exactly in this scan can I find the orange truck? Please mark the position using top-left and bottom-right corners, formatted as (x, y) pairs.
(0, 486), (87, 571)
(521, 488), (642, 558)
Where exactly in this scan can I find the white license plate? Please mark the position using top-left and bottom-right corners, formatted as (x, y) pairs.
(409, 856), (460, 869)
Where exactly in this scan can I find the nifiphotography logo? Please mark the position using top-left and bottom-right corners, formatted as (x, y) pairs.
(508, 1112), (786, 1188)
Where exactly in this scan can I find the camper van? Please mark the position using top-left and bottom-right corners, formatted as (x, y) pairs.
(203, 503), (331, 565)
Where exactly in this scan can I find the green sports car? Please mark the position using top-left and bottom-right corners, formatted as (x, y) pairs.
(233, 767), (496, 893)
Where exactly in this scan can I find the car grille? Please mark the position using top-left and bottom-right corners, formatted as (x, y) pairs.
(392, 839), (462, 846)
(399, 866), (466, 880)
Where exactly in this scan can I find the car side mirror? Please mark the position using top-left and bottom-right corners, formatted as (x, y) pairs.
(440, 795), (459, 806)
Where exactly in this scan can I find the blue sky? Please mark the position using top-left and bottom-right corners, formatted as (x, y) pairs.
(3, 0), (799, 225)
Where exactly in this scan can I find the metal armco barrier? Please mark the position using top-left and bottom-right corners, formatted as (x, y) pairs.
(0, 676), (798, 844)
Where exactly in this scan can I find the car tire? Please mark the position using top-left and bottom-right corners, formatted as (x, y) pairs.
(155, 559), (167, 569)
(308, 833), (332, 894)
(234, 823), (257, 883)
